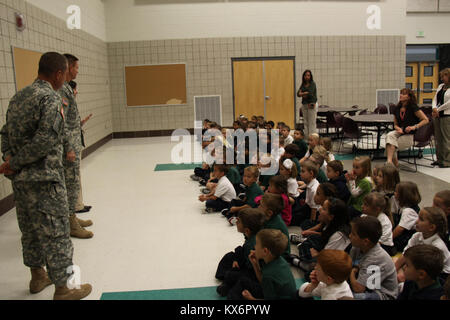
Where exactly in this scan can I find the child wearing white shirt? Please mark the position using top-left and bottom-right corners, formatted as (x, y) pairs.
(299, 249), (353, 300)
(361, 192), (395, 256)
(395, 207), (450, 284)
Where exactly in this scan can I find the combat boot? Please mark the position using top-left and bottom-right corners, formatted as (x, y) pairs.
(53, 284), (92, 300)
(29, 267), (52, 294)
(76, 216), (93, 227)
(69, 214), (93, 239)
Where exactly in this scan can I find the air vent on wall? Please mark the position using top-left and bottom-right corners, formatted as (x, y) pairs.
(194, 95), (222, 125)
(376, 89), (400, 113)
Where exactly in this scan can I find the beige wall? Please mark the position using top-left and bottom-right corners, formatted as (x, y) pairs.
(105, 0), (407, 42)
(406, 13), (450, 44)
(0, 0), (113, 201)
(108, 35), (406, 133)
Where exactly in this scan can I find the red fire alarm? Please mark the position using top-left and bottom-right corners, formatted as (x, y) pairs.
(15, 12), (26, 32)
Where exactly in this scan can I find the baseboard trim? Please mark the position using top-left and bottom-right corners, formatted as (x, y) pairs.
(0, 133), (114, 218)
(112, 129), (194, 139)
(81, 133), (113, 159)
(0, 193), (15, 218)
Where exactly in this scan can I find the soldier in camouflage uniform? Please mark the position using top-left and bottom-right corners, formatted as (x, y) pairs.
(0, 52), (91, 300)
(59, 54), (93, 239)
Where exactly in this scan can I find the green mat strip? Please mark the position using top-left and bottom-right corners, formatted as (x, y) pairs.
(154, 163), (202, 171)
(100, 278), (306, 300)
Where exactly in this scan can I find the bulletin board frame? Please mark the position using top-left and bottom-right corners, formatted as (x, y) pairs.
(123, 62), (188, 108)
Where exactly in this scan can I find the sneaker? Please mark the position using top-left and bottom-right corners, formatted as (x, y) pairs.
(216, 284), (230, 297)
(190, 174), (201, 181)
(298, 261), (315, 273)
(238, 193), (246, 200)
(288, 254), (300, 265)
(228, 217), (237, 226)
(199, 179), (207, 186)
(221, 208), (230, 217)
(289, 234), (305, 245)
(201, 188), (210, 194)
(204, 207), (215, 214)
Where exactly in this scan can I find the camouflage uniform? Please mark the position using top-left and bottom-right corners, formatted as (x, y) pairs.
(0, 79), (73, 287)
(59, 82), (82, 214)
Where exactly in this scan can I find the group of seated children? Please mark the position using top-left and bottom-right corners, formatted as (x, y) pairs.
(191, 116), (450, 300)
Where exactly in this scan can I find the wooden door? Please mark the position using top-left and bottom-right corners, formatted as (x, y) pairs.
(233, 60), (265, 120)
(232, 59), (295, 128)
(419, 62), (439, 104)
(264, 60), (295, 128)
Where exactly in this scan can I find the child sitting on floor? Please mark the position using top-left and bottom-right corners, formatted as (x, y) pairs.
(345, 156), (373, 219)
(298, 249), (353, 300)
(199, 164), (236, 213)
(292, 160), (320, 227)
(215, 208), (266, 298)
(395, 207), (449, 285)
(398, 244), (444, 300)
(326, 160), (350, 203)
(256, 175), (293, 227)
(223, 166), (264, 225)
(290, 182), (337, 242)
(319, 137), (335, 162)
(293, 128), (308, 160)
(258, 193), (291, 261)
(241, 229), (297, 300)
(349, 216), (399, 300)
(392, 181), (421, 253)
(290, 197), (351, 273)
(300, 133), (320, 164)
(433, 190), (450, 249)
(361, 192), (395, 256)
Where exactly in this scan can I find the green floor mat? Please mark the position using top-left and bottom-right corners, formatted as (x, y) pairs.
(100, 278), (307, 300)
(154, 163), (202, 171)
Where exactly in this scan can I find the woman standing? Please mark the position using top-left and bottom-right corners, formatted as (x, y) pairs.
(297, 70), (318, 138)
(385, 88), (429, 167)
(432, 68), (450, 168)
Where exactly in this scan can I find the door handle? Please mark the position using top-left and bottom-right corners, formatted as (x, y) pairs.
(265, 96), (270, 100)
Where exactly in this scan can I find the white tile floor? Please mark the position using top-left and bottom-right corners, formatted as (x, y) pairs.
(0, 136), (447, 300)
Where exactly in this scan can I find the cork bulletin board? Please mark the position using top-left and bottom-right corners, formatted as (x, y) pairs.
(12, 47), (42, 92)
(124, 63), (187, 107)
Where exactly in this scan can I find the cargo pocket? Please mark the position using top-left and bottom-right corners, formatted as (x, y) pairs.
(38, 182), (69, 217)
(39, 213), (70, 239)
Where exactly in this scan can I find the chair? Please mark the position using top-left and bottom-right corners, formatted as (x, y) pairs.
(338, 117), (373, 154)
(358, 109), (370, 115)
(399, 121), (435, 172)
(348, 105), (359, 116)
(324, 111), (340, 139)
(374, 104), (388, 114)
(420, 106), (433, 119)
(389, 103), (397, 115)
(333, 112), (344, 139)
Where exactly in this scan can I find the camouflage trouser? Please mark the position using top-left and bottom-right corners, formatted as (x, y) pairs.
(12, 180), (74, 287)
(64, 152), (81, 214)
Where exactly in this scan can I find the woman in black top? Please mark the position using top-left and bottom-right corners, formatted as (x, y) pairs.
(297, 70), (318, 138)
(432, 68), (450, 168)
(385, 88), (428, 167)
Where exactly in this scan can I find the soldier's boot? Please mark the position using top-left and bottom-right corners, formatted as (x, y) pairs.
(76, 216), (93, 228)
(29, 267), (53, 294)
(69, 214), (93, 239)
(53, 284), (92, 300)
